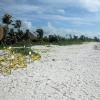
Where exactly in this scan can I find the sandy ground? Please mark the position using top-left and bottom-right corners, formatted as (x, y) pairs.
(0, 42), (100, 100)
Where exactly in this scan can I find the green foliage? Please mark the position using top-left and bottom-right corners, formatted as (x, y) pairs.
(9, 47), (39, 56)
(49, 35), (58, 43)
(2, 14), (12, 25)
(12, 47), (33, 55)
(0, 14), (100, 47)
(36, 29), (44, 39)
(14, 20), (21, 29)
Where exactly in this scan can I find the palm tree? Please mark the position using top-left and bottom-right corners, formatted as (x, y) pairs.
(14, 20), (21, 31)
(14, 20), (22, 42)
(2, 14), (12, 29)
(2, 14), (12, 43)
(36, 29), (44, 39)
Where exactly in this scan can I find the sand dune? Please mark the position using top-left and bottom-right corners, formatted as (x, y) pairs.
(0, 42), (100, 100)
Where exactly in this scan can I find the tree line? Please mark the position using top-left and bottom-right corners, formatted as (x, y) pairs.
(0, 14), (99, 46)
(0, 14), (44, 45)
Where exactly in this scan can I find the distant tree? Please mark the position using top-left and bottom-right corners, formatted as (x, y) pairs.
(9, 28), (14, 38)
(8, 28), (16, 44)
(24, 29), (30, 40)
(2, 14), (12, 44)
(79, 35), (85, 41)
(49, 35), (58, 42)
(14, 20), (21, 31)
(43, 36), (49, 42)
(73, 35), (78, 40)
(36, 29), (44, 39)
(94, 37), (99, 42)
(18, 30), (24, 39)
(2, 14), (12, 33)
(2, 14), (12, 28)
(69, 34), (72, 40)
(14, 20), (23, 42)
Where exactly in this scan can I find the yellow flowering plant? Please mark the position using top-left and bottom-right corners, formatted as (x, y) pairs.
(0, 46), (41, 75)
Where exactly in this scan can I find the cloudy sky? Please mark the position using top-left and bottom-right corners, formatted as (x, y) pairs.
(0, 0), (100, 36)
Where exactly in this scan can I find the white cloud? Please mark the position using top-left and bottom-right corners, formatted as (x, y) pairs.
(38, 0), (75, 5)
(47, 22), (54, 29)
(22, 21), (33, 31)
(2, 0), (100, 13)
(38, 14), (96, 25)
(1, 0), (14, 4)
(1, 0), (100, 35)
(80, 0), (100, 12)
(38, 0), (100, 13)
(6, 4), (44, 15)
(43, 22), (82, 36)
(57, 9), (65, 14)
(43, 22), (98, 37)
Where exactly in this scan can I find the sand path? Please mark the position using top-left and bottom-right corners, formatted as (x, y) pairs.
(0, 42), (100, 100)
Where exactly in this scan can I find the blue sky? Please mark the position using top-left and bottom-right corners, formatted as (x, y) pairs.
(0, 0), (100, 36)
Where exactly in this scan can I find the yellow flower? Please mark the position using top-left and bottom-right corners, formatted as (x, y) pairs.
(0, 57), (5, 62)
(0, 47), (41, 75)
(1, 65), (11, 75)
(31, 54), (41, 61)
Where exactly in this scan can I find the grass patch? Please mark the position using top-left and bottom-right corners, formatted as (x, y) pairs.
(12, 47), (33, 56)
(0, 39), (97, 49)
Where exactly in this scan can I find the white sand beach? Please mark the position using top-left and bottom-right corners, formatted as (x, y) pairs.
(0, 42), (100, 100)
